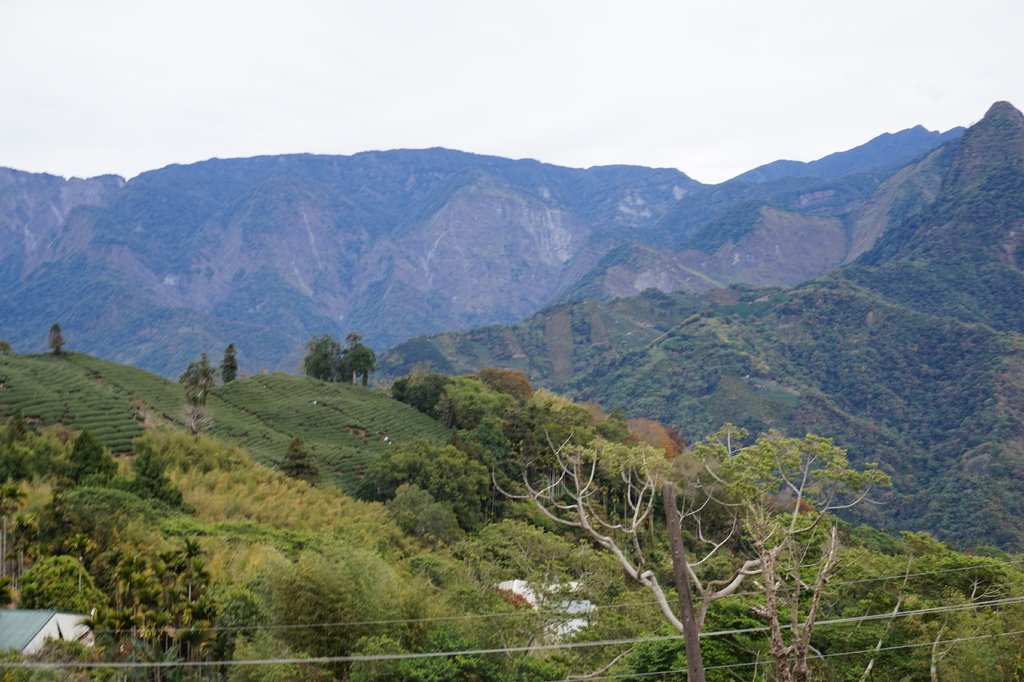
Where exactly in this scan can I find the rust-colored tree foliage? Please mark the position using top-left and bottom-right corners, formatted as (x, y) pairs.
(628, 418), (685, 458)
(477, 368), (534, 402)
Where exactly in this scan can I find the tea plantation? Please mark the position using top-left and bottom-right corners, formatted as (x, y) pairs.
(0, 352), (449, 493)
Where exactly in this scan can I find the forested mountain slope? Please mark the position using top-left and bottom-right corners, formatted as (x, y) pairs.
(0, 122), (958, 375)
(380, 102), (1024, 549)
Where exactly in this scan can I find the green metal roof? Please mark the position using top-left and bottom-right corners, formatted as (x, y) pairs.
(0, 610), (56, 653)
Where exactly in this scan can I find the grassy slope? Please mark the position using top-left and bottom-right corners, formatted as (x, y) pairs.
(0, 352), (448, 493)
(378, 289), (712, 380)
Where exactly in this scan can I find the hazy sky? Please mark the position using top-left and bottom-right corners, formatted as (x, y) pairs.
(2, 0), (1021, 184)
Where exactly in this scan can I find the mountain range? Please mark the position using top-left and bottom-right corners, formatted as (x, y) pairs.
(381, 102), (1024, 548)
(0, 119), (962, 376)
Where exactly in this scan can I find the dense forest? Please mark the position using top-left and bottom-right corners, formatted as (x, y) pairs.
(0, 347), (1022, 680)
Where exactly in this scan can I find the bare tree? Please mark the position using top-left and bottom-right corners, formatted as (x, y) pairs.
(511, 427), (888, 682)
(510, 438), (755, 679)
(179, 353), (216, 434)
(694, 426), (890, 682)
(181, 404), (212, 436)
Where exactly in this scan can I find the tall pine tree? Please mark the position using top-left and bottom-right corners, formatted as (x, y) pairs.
(220, 344), (238, 383)
(281, 437), (319, 485)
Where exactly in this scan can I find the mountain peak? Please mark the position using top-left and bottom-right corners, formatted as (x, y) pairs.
(983, 100), (1024, 124)
(943, 100), (1024, 195)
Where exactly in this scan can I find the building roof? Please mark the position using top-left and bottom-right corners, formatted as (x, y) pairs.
(0, 610), (57, 653)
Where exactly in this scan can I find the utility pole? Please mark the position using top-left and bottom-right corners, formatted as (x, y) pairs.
(663, 483), (706, 682)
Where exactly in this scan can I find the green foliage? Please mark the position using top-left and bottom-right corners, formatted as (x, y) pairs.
(47, 323), (64, 356)
(129, 439), (185, 507)
(179, 352), (216, 407)
(229, 630), (334, 682)
(346, 332), (377, 386)
(435, 376), (512, 430)
(352, 625), (503, 682)
(300, 331), (377, 386)
(220, 343), (239, 383)
(685, 199), (765, 253)
(280, 437), (319, 485)
(303, 333), (344, 382)
(696, 426), (890, 511)
(267, 547), (408, 674)
(18, 555), (106, 612)
(45, 486), (167, 549)
(1, 412), (29, 446)
(0, 340), (12, 355)
(67, 430), (116, 484)
(391, 370), (452, 415)
(386, 483), (462, 544)
(0, 420), (70, 482)
(210, 583), (269, 663)
(358, 439), (490, 530)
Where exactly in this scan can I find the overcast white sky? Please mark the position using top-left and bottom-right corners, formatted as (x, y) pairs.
(2, 0), (1021, 184)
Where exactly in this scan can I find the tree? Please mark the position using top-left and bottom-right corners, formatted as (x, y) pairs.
(692, 427), (890, 682)
(358, 439), (491, 530)
(516, 429), (889, 682)
(180, 353), (216, 406)
(19, 555), (106, 613)
(303, 334), (343, 382)
(180, 353), (216, 434)
(0, 340), (12, 355)
(386, 483), (462, 544)
(268, 548), (405, 677)
(345, 332), (376, 387)
(0, 480), (25, 579)
(220, 343), (239, 383)
(130, 444), (184, 507)
(47, 323), (64, 355)
(182, 403), (212, 436)
(515, 439), (728, 666)
(392, 369), (452, 414)
(281, 437), (319, 485)
(67, 430), (116, 484)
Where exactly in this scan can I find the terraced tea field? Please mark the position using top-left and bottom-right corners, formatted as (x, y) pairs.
(0, 353), (449, 492)
(0, 353), (168, 452)
(207, 373), (450, 492)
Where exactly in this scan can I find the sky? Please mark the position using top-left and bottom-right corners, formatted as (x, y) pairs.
(2, 0), (1021, 185)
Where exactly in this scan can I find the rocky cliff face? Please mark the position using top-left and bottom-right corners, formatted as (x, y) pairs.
(0, 169), (123, 283)
(0, 119), (963, 375)
(0, 151), (696, 374)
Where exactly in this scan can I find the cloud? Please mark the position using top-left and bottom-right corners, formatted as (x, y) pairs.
(1, 0), (1021, 182)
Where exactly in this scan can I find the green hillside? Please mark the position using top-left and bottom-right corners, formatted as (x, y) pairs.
(0, 352), (448, 492)
(2, 369), (1024, 679)
(380, 289), (713, 383)
(376, 102), (1024, 550)
(207, 372), (449, 492)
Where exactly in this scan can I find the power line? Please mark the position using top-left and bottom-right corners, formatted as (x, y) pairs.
(8, 593), (1024, 670)
(81, 555), (1024, 637)
(566, 628), (1024, 680)
(83, 598), (666, 636)
(833, 555), (1024, 586)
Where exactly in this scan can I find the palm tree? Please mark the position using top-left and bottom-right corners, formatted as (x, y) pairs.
(11, 511), (39, 580)
(0, 480), (25, 578)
